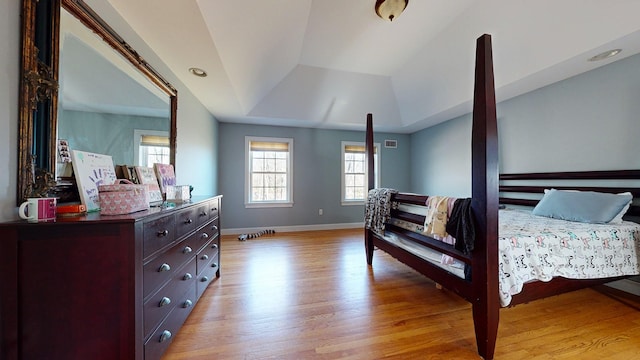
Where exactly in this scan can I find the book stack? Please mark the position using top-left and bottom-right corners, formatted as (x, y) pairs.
(56, 203), (87, 217)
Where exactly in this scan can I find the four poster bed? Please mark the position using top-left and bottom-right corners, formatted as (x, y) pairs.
(363, 34), (640, 359)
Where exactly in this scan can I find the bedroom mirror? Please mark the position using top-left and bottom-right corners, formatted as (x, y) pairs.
(17, 0), (177, 204)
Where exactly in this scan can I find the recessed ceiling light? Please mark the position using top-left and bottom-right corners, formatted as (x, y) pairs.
(588, 49), (622, 62)
(188, 67), (207, 77)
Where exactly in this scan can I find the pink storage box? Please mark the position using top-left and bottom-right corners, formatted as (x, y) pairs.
(99, 179), (150, 215)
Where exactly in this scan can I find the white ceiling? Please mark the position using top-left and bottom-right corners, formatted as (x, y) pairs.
(88, 0), (640, 133)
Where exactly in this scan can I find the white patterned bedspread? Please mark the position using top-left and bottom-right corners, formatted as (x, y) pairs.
(499, 208), (640, 306)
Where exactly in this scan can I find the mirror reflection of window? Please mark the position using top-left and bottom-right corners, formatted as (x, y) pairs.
(134, 130), (170, 167)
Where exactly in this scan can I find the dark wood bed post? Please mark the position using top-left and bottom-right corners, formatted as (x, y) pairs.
(470, 34), (500, 360)
(365, 113), (375, 264)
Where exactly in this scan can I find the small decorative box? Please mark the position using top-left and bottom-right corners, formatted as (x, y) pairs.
(165, 185), (191, 203)
(99, 179), (150, 215)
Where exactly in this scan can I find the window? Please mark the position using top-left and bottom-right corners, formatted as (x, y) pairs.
(134, 130), (170, 167)
(245, 137), (293, 207)
(341, 141), (379, 205)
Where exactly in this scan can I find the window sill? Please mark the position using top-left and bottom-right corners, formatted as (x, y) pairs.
(245, 202), (294, 209)
(341, 200), (365, 206)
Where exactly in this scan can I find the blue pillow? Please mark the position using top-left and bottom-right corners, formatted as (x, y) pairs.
(532, 189), (632, 224)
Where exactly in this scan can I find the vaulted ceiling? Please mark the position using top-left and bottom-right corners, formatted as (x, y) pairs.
(88, 0), (640, 133)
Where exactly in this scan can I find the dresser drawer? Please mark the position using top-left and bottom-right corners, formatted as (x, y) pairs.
(209, 218), (220, 239)
(208, 198), (220, 221)
(175, 206), (199, 239)
(196, 238), (219, 275)
(197, 253), (219, 299)
(144, 286), (197, 360)
(195, 203), (210, 228)
(190, 220), (217, 253)
(143, 259), (196, 337)
(143, 238), (196, 299)
(143, 214), (176, 258)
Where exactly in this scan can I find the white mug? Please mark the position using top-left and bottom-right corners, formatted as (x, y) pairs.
(19, 197), (57, 222)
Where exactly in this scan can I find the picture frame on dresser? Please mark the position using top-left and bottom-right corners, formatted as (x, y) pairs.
(70, 150), (118, 212)
(154, 163), (177, 195)
(135, 166), (164, 206)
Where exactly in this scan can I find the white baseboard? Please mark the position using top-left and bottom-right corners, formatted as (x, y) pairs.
(222, 222), (363, 236)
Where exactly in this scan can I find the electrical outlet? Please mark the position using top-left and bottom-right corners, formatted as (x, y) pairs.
(319, 208), (323, 216)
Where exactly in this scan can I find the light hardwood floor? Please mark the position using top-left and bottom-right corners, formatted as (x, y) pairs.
(162, 228), (640, 359)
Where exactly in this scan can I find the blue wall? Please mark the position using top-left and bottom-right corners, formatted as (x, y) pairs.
(219, 123), (411, 230)
(0, 0), (21, 220)
(410, 52), (640, 196)
(59, 110), (169, 165)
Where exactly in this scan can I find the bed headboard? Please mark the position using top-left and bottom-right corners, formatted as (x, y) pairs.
(499, 170), (640, 219)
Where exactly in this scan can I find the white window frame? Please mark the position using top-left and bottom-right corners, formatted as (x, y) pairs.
(133, 129), (170, 167)
(341, 141), (380, 206)
(245, 136), (294, 208)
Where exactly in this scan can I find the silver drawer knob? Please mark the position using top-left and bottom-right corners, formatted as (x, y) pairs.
(184, 218), (193, 224)
(201, 233), (209, 240)
(183, 273), (193, 280)
(201, 276), (209, 282)
(183, 246), (192, 254)
(211, 263), (218, 268)
(212, 225), (218, 231)
(183, 299), (193, 308)
(200, 211), (207, 217)
(201, 254), (209, 260)
(157, 230), (169, 237)
(159, 297), (171, 307)
(159, 330), (172, 343)
(158, 263), (171, 272)
(211, 244), (218, 249)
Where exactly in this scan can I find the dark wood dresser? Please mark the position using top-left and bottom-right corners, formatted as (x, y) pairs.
(0, 195), (222, 360)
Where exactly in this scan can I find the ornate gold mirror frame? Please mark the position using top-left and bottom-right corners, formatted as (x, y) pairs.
(17, 0), (177, 204)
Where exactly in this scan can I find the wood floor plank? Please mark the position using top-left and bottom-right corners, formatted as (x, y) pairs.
(162, 228), (640, 359)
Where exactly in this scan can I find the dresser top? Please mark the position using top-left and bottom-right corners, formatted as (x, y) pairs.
(1, 195), (222, 226)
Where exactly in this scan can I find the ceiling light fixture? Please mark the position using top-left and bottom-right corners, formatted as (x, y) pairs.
(587, 49), (622, 62)
(375, 0), (408, 22)
(189, 67), (208, 77)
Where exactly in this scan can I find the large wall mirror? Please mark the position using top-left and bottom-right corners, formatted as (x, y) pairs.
(17, 0), (177, 204)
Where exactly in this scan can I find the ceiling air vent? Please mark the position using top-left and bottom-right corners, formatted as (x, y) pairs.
(384, 139), (397, 148)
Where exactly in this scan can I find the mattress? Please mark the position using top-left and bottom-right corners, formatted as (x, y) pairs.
(498, 208), (640, 306)
(379, 231), (466, 279)
(376, 206), (640, 307)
